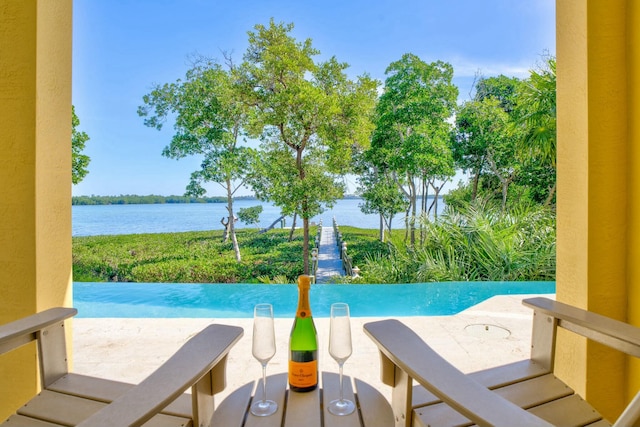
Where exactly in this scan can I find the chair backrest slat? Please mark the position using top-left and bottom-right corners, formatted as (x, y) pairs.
(0, 308), (77, 356)
(524, 297), (640, 357)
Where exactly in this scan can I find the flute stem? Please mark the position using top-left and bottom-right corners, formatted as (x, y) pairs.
(261, 363), (268, 403)
(339, 363), (344, 401)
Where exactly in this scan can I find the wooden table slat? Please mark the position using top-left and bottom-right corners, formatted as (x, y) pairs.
(284, 382), (322, 427)
(244, 373), (288, 427)
(321, 372), (360, 427)
(211, 381), (254, 427)
(213, 372), (393, 427)
(355, 378), (396, 427)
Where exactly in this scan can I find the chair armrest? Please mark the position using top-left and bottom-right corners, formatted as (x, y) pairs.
(364, 319), (553, 427)
(77, 323), (243, 427)
(0, 307), (77, 355)
(523, 297), (640, 357)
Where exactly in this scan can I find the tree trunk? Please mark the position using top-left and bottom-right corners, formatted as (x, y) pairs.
(220, 217), (230, 242)
(472, 169), (480, 201)
(408, 176), (416, 246)
(226, 181), (241, 262)
(429, 180), (446, 220)
(544, 182), (557, 207)
(288, 212), (297, 241)
(302, 216), (310, 275)
(385, 214), (394, 242)
(420, 177), (428, 246)
(379, 213), (384, 242)
(260, 215), (286, 234)
(501, 181), (508, 211)
(392, 171), (412, 244)
(404, 204), (410, 243)
(485, 153), (513, 212)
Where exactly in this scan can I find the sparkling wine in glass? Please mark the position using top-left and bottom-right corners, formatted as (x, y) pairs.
(250, 303), (278, 417)
(328, 302), (356, 416)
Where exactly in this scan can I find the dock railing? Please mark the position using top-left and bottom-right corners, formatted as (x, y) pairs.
(310, 220), (321, 283)
(332, 217), (361, 278)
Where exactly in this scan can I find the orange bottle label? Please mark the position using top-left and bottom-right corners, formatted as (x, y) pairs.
(288, 360), (318, 388)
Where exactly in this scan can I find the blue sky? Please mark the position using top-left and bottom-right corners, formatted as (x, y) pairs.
(72, 0), (555, 197)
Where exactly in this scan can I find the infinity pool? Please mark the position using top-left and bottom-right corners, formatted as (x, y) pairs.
(73, 281), (555, 318)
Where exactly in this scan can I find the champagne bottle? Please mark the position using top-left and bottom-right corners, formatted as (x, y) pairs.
(288, 274), (318, 392)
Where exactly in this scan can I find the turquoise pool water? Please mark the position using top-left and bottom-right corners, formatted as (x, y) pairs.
(73, 281), (555, 318)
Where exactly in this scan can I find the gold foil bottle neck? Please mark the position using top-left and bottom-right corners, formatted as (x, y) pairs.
(298, 274), (311, 289)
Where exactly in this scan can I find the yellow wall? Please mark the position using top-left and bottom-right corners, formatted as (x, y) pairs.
(628, 0), (640, 403)
(0, 0), (72, 419)
(556, 0), (640, 420)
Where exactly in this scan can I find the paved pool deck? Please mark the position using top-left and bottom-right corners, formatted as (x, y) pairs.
(72, 293), (553, 403)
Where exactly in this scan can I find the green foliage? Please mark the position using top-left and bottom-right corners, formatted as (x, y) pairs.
(356, 166), (408, 240)
(237, 205), (263, 225)
(455, 97), (521, 209)
(516, 57), (557, 168)
(514, 162), (556, 205)
(257, 275), (294, 284)
(241, 19), (379, 273)
(73, 229), (306, 283)
(334, 226), (391, 268)
(514, 56), (557, 206)
(72, 105), (91, 185)
(372, 54), (458, 176)
(453, 58), (557, 209)
(138, 56), (256, 261)
(367, 53), (458, 244)
(358, 200), (555, 283)
(474, 75), (522, 113)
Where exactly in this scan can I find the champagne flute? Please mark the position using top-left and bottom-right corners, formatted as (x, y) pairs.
(328, 302), (356, 416)
(250, 303), (278, 417)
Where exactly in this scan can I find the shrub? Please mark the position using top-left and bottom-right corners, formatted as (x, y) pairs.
(73, 229), (306, 283)
(359, 199), (555, 282)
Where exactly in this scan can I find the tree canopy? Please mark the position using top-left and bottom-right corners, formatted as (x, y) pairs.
(72, 105), (91, 185)
(138, 57), (254, 261)
(365, 53), (458, 244)
(241, 19), (379, 273)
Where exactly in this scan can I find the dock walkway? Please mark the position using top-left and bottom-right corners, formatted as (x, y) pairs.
(314, 225), (344, 283)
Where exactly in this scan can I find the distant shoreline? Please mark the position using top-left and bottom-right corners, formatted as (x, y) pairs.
(72, 194), (441, 206)
(72, 194), (251, 205)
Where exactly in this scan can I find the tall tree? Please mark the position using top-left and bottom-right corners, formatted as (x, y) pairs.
(138, 57), (253, 261)
(357, 162), (408, 241)
(455, 98), (519, 210)
(241, 19), (378, 274)
(370, 53), (457, 245)
(453, 75), (521, 201)
(72, 105), (91, 184)
(516, 57), (557, 206)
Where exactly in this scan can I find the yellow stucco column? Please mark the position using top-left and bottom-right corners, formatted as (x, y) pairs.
(628, 0), (640, 407)
(556, 0), (639, 420)
(0, 0), (72, 419)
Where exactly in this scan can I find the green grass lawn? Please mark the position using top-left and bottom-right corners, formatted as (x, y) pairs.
(73, 228), (315, 283)
(73, 226), (389, 284)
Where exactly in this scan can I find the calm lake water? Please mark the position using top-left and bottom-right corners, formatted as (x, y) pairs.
(72, 197), (445, 236)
